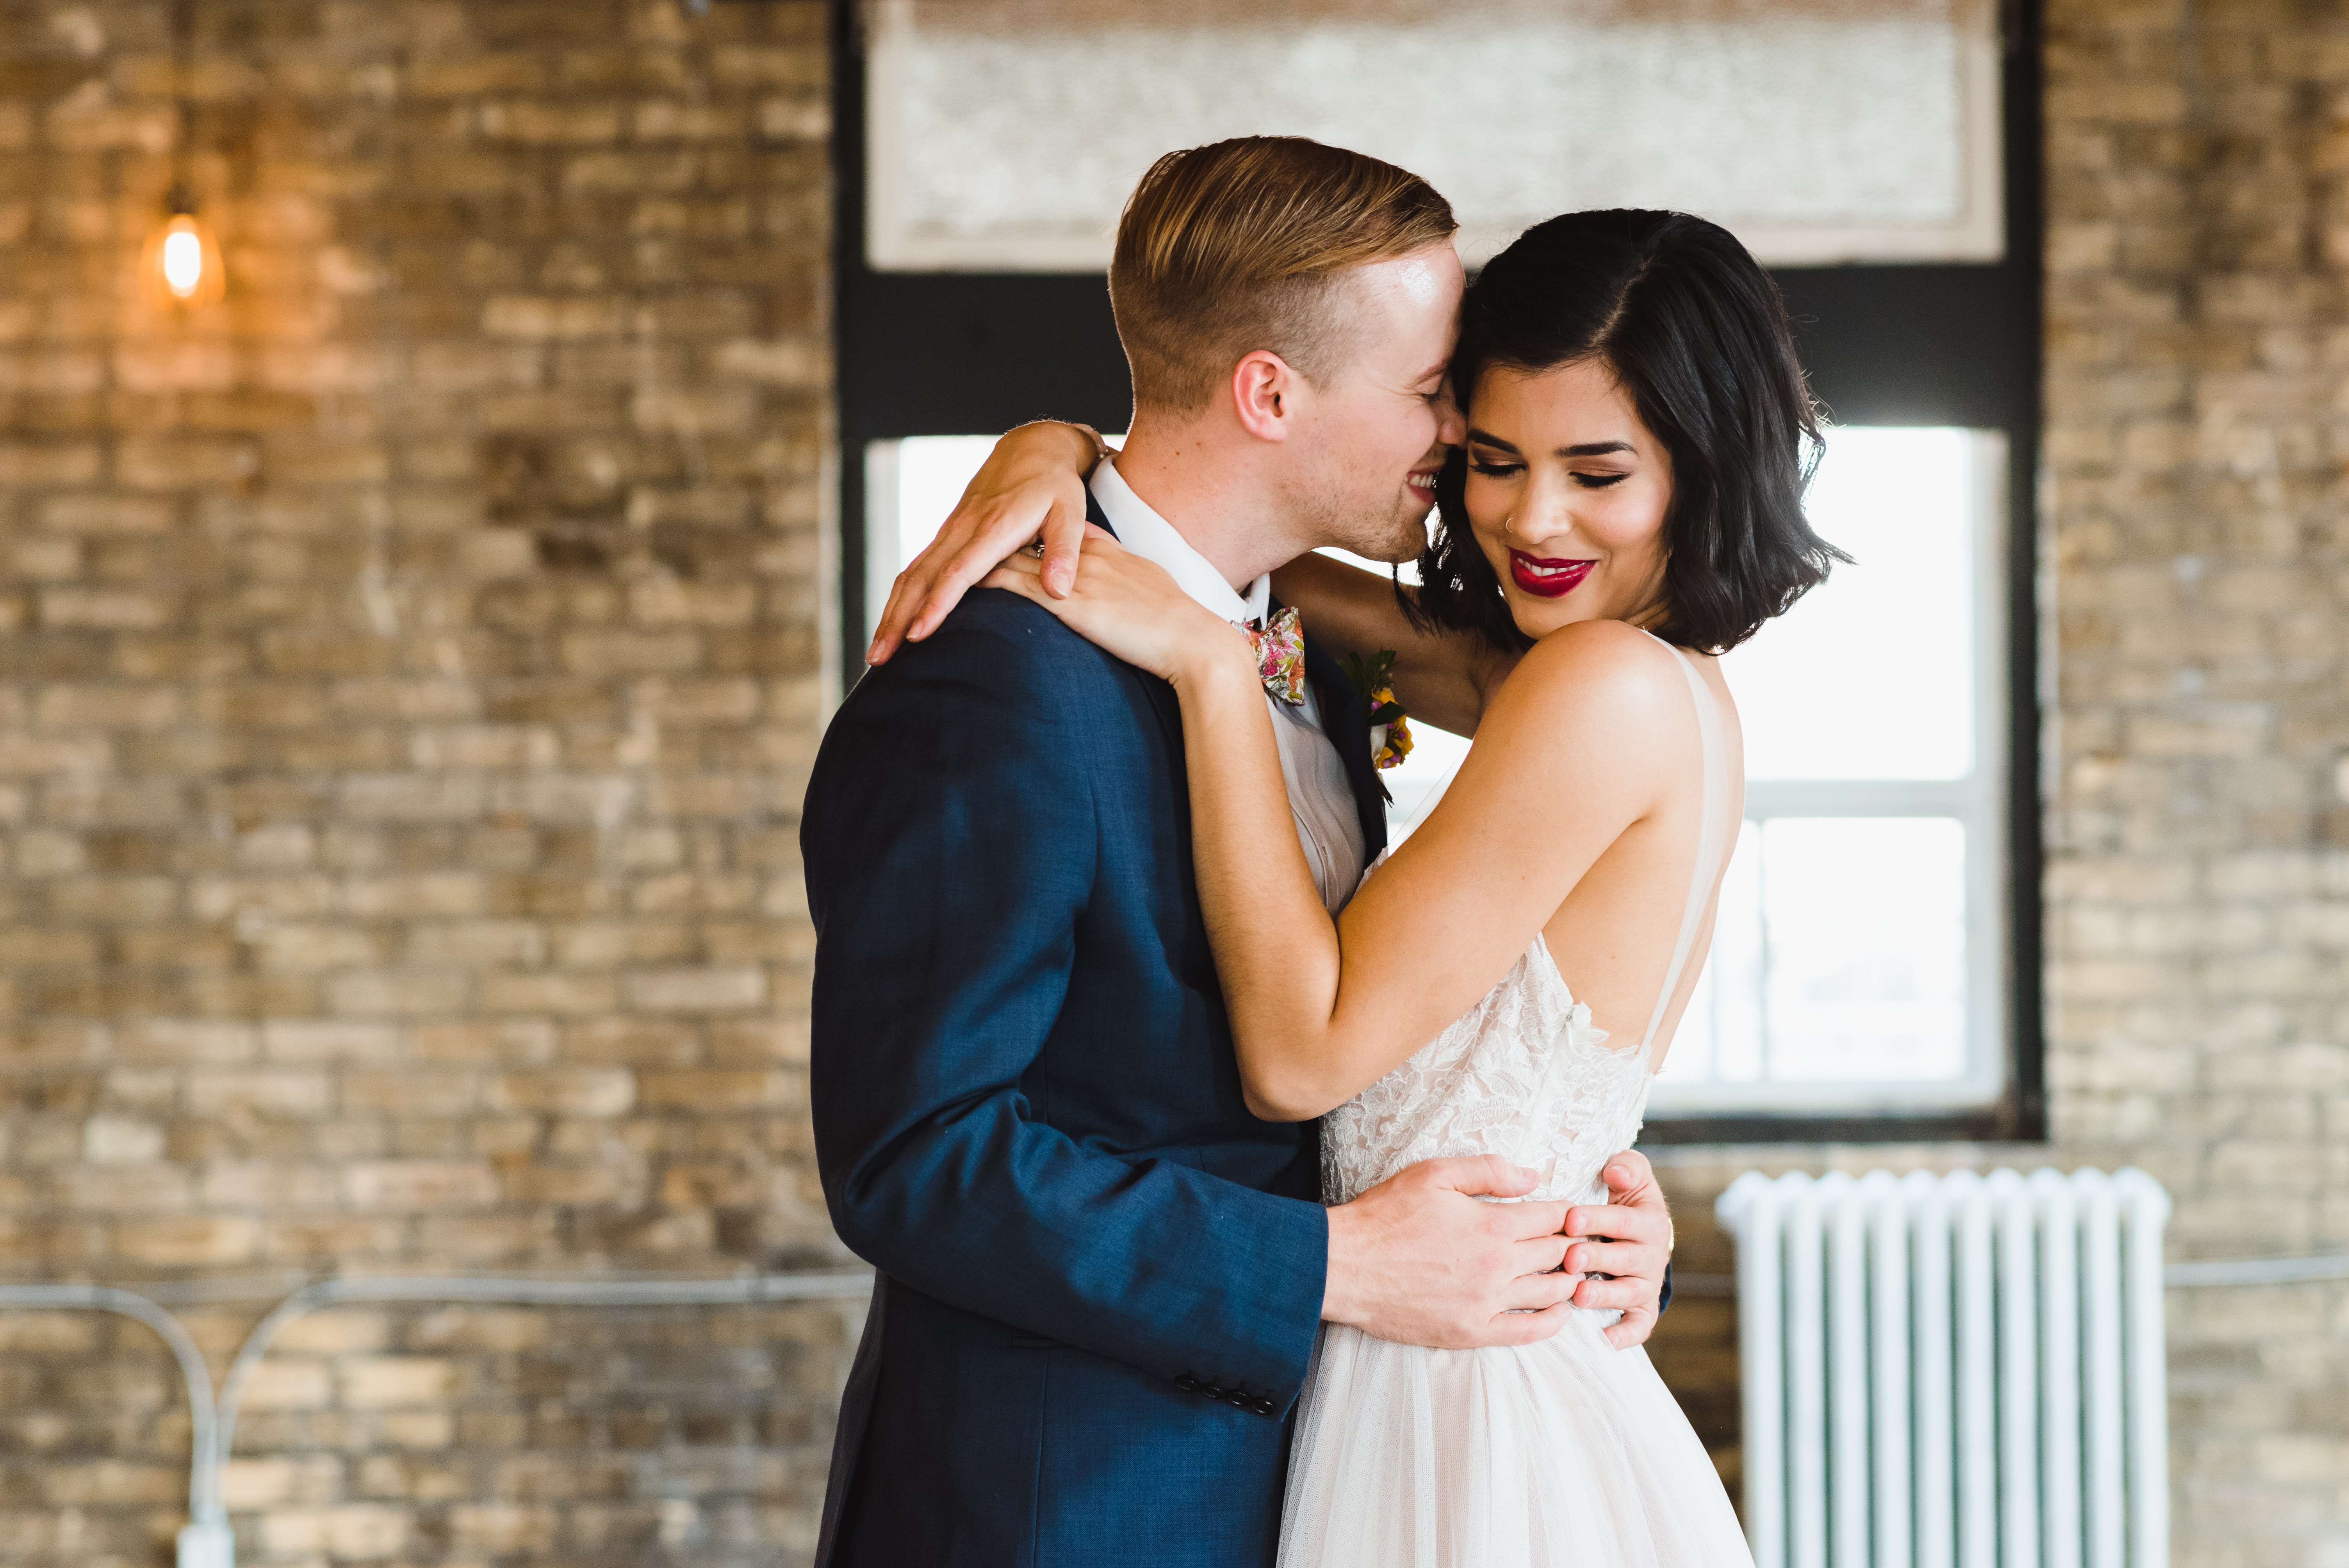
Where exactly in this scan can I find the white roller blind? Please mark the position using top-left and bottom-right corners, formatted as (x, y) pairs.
(865, 0), (2003, 271)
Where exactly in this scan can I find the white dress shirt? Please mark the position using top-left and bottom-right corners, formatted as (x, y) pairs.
(1090, 460), (1368, 915)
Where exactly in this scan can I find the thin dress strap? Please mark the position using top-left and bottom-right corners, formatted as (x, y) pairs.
(1636, 641), (1733, 1057)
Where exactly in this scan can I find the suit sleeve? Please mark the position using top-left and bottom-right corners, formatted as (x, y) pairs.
(804, 596), (1328, 1406)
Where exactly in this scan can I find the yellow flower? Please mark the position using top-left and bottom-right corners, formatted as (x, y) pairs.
(1372, 692), (1413, 771)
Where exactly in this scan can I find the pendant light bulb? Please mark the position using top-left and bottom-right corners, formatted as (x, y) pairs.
(160, 217), (204, 297)
(140, 196), (224, 312)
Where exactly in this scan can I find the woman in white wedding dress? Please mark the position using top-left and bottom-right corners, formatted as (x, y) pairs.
(959, 209), (1845, 1567)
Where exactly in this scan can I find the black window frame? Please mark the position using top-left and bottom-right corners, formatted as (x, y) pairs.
(828, 0), (2046, 1144)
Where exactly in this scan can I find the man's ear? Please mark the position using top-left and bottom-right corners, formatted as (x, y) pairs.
(1228, 349), (1301, 444)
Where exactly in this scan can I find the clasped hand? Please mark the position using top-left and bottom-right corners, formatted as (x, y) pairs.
(1328, 1149), (1674, 1352)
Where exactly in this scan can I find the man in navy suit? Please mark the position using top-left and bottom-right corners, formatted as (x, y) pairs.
(804, 138), (1675, 1566)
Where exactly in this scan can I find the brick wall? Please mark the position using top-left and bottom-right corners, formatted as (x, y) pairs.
(1647, 2), (2349, 1562)
(2044, 0), (2349, 1549)
(0, 3), (845, 1564)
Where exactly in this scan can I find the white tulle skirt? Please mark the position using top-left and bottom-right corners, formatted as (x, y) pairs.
(1277, 1308), (1754, 1568)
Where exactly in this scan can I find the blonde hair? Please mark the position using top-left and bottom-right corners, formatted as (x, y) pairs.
(1109, 137), (1457, 414)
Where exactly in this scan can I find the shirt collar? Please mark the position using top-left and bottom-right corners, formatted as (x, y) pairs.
(1089, 458), (1273, 625)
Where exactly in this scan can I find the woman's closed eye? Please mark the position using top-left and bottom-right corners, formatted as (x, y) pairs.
(1467, 460), (1631, 490)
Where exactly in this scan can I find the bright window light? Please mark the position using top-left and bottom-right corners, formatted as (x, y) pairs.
(1656, 426), (2008, 1115)
(1735, 428), (1977, 782)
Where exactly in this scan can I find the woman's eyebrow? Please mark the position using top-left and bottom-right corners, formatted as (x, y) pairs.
(1466, 430), (1637, 460)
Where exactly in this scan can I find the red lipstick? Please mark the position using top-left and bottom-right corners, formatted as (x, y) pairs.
(1508, 549), (1596, 599)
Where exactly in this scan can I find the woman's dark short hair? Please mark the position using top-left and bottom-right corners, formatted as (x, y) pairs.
(1409, 209), (1847, 654)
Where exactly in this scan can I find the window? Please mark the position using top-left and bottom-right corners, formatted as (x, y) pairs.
(860, 435), (1006, 648)
(833, 0), (2044, 1138)
(1651, 428), (2009, 1117)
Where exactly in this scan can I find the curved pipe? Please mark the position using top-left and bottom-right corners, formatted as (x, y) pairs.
(203, 1271), (874, 1526)
(0, 1283), (222, 1522)
(1, 1269), (872, 1567)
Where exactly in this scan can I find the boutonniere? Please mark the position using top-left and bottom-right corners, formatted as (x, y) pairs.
(1341, 649), (1413, 772)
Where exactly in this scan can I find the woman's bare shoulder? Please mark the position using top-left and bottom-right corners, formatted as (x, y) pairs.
(1494, 619), (1692, 722)
(1439, 620), (1697, 815)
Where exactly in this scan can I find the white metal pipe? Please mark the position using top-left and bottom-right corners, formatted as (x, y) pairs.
(2163, 1253), (2349, 1286)
(2076, 1170), (2126, 1568)
(1786, 1174), (1830, 1568)
(1862, 1170), (1913, 1568)
(0, 1283), (220, 1522)
(0, 1268), (875, 1568)
(2117, 1170), (2172, 1568)
(1949, 1169), (1997, 1568)
(1990, 1169), (2042, 1568)
(1907, 1169), (1954, 1568)
(1719, 1172), (1788, 1568)
(1827, 1172), (1870, 1568)
(205, 1269), (873, 1525)
(2032, 1168), (2083, 1568)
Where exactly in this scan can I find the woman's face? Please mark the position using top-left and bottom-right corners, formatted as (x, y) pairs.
(1462, 358), (1674, 640)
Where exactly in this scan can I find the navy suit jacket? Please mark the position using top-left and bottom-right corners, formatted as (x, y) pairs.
(803, 504), (1390, 1566)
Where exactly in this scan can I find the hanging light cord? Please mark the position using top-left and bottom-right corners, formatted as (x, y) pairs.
(168, 0), (194, 214)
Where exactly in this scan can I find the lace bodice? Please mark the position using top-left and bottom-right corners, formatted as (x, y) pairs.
(1322, 935), (1650, 1206)
(1321, 640), (1735, 1211)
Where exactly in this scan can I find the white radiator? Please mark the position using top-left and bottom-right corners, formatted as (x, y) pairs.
(1715, 1168), (2171, 1568)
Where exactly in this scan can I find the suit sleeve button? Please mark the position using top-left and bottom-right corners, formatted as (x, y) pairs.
(1225, 1390), (1250, 1409)
(1174, 1375), (1200, 1393)
(1252, 1399), (1277, 1416)
(1201, 1384), (1225, 1401)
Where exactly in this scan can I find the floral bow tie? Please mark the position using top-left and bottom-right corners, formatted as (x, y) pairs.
(1239, 607), (1307, 707)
